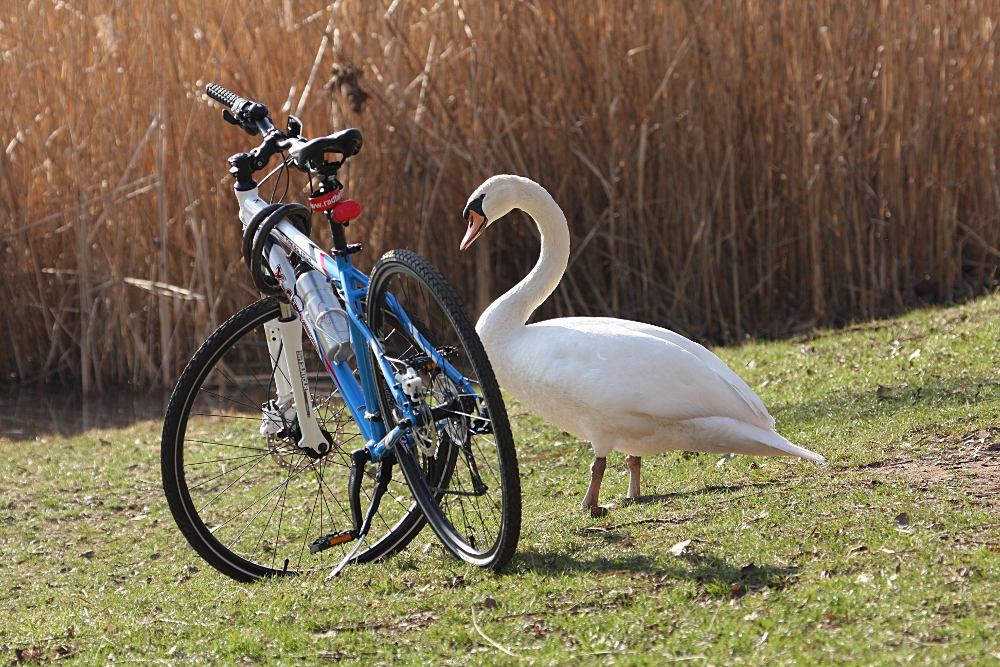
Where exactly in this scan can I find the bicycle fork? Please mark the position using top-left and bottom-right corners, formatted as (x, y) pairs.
(263, 301), (330, 458)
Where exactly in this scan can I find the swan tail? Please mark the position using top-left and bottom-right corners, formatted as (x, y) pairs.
(687, 417), (826, 462)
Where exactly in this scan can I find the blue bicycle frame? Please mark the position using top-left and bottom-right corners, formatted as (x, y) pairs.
(236, 186), (475, 464)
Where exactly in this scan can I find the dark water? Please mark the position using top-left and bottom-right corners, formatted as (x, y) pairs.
(0, 386), (170, 441)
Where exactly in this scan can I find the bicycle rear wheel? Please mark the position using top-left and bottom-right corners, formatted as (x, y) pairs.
(161, 297), (429, 582)
(366, 250), (521, 570)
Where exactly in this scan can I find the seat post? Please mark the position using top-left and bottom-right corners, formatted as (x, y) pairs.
(329, 215), (348, 251)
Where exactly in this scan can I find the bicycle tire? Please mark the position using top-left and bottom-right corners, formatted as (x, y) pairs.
(161, 297), (430, 581)
(366, 250), (521, 570)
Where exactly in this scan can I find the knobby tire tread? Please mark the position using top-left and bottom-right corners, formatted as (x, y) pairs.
(367, 249), (521, 571)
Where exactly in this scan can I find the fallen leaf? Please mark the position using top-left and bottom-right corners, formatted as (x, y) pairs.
(820, 611), (843, 629)
(589, 505), (612, 518)
(668, 539), (691, 556)
(597, 569), (630, 578)
(15, 646), (43, 663)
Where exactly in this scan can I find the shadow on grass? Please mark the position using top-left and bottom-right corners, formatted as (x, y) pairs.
(624, 481), (785, 506)
(512, 546), (798, 598)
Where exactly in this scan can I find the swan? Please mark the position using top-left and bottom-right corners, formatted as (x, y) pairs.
(459, 175), (824, 513)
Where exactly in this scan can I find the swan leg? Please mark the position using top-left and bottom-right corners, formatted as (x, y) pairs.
(626, 455), (641, 500)
(581, 457), (607, 512)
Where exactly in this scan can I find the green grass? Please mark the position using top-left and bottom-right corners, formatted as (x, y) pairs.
(3, 296), (1000, 665)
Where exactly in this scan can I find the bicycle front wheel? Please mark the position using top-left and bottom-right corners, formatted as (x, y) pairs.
(366, 250), (521, 570)
(161, 297), (429, 582)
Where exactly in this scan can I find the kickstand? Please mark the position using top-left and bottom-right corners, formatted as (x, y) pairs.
(327, 534), (367, 580)
(326, 453), (394, 580)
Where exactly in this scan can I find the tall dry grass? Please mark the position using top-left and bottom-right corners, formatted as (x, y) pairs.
(1, 0), (998, 391)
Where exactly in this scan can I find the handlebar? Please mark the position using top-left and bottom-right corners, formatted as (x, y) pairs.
(206, 83), (363, 189)
(205, 83), (241, 109)
(205, 82), (274, 137)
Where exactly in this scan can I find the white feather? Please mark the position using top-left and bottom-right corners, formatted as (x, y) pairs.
(464, 174), (825, 465)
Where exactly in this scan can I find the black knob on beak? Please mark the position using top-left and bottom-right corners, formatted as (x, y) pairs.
(463, 193), (486, 222)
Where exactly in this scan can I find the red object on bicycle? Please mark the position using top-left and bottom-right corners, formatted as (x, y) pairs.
(308, 188), (342, 213)
(332, 200), (361, 223)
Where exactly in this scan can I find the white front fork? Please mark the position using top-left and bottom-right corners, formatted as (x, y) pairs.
(260, 317), (295, 434)
(239, 186), (329, 457)
(274, 313), (329, 456)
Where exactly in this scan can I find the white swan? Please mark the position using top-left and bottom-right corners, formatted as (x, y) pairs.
(460, 175), (824, 512)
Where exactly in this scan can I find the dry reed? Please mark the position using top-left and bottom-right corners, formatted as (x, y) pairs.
(1, 0), (998, 391)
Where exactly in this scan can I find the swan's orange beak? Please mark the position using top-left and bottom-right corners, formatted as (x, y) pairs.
(460, 210), (487, 251)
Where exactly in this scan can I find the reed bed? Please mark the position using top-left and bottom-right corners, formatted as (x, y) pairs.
(1, 0), (998, 391)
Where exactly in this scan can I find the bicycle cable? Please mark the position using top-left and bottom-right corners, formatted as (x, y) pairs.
(268, 152), (292, 204)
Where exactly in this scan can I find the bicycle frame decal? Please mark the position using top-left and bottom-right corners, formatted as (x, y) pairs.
(294, 350), (311, 418)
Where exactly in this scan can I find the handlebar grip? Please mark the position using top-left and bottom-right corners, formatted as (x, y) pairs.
(205, 83), (241, 110)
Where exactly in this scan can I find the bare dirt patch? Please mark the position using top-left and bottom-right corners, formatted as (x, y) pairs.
(871, 430), (1000, 506)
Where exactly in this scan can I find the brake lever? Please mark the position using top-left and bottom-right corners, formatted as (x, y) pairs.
(222, 109), (241, 126)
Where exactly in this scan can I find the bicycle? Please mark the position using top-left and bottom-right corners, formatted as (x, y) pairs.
(160, 83), (521, 582)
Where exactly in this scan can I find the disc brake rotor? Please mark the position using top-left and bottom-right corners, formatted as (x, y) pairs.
(412, 401), (439, 457)
(267, 394), (346, 472)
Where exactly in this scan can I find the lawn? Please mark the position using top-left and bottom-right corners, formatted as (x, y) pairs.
(2, 295), (999, 665)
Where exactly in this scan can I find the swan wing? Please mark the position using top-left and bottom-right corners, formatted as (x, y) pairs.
(508, 321), (774, 431)
(557, 317), (775, 428)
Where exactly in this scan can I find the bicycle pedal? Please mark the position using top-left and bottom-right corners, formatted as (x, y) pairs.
(309, 531), (356, 554)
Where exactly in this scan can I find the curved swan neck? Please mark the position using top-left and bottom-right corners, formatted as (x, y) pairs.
(476, 184), (570, 336)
